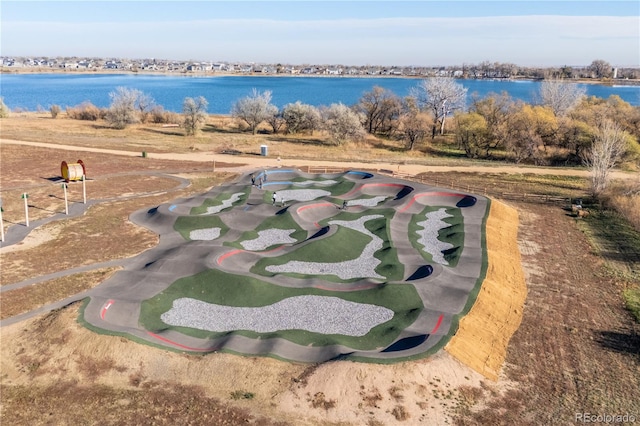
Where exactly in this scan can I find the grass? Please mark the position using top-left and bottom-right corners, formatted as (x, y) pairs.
(0, 381), (285, 426)
(576, 206), (640, 282)
(408, 205), (465, 267)
(0, 268), (119, 320)
(418, 171), (589, 199)
(250, 209), (403, 282)
(189, 188), (249, 215)
(262, 178), (356, 204)
(623, 287), (640, 323)
(138, 268), (423, 351)
(226, 210), (306, 251)
(173, 214), (229, 241)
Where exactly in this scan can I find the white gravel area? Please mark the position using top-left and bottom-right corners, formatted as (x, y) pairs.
(161, 295), (394, 336)
(201, 192), (244, 215)
(416, 208), (454, 265)
(346, 196), (387, 207)
(275, 189), (331, 203)
(292, 180), (338, 187)
(265, 215), (385, 280)
(240, 229), (297, 251)
(189, 227), (221, 241)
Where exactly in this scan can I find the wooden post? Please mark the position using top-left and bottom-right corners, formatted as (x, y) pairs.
(62, 183), (68, 214)
(82, 175), (87, 204)
(213, 159), (216, 173)
(22, 193), (29, 227)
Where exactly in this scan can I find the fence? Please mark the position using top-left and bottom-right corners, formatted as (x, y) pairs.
(305, 165), (572, 206)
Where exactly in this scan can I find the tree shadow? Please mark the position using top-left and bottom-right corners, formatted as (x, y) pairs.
(266, 136), (326, 146)
(370, 140), (406, 153)
(140, 128), (184, 137)
(91, 124), (112, 130)
(201, 124), (243, 134)
(595, 329), (640, 359)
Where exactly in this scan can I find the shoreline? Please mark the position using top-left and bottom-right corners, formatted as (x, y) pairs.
(2, 67), (639, 86)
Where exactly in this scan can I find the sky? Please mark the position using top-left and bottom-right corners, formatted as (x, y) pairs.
(1, 1), (639, 67)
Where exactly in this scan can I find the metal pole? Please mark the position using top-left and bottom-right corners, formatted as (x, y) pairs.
(82, 175), (87, 204)
(23, 193), (29, 227)
(63, 183), (69, 215)
(0, 208), (4, 242)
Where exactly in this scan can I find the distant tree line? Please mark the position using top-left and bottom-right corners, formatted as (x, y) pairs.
(25, 73), (638, 195)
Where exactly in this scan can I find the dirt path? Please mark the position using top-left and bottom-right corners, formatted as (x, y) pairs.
(3, 138), (637, 180)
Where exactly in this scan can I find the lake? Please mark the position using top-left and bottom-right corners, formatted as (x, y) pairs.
(1, 73), (639, 114)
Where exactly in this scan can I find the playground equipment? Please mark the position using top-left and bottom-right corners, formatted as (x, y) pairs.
(61, 160), (86, 182)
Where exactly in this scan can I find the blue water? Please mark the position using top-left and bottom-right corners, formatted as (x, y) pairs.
(1, 73), (639, 113)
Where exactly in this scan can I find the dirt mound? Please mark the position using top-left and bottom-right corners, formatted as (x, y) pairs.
(445, 200), (527, 380)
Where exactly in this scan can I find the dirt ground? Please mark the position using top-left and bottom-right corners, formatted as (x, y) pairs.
(4, 197), (637, 425)
(2, 119), (639, 424)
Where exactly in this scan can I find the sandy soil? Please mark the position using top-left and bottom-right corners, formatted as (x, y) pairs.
(0, 303), (499, 425)
(3, 138), (637, 180)
(2, 136), (637, 425)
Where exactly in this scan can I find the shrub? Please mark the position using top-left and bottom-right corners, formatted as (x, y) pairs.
(601, 181), (640, 232)
(50, 104), (61, 119)
(282, 101), (321, 134)
(150, 105), (181, 125)
(0, 97), (10, 117)
(65, 102), (103, 121)
(321, 103), (366, 145)
(105, 87), (140, 129)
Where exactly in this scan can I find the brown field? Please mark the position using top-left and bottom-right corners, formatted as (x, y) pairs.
(1, 114), (639, 425)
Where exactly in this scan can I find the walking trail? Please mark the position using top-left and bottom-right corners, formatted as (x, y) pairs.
(2, 138), (636, 180)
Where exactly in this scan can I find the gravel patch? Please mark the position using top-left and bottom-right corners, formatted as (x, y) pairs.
(266, 215), (385, 280)
(201, 192), (244, 215)
(274, 189), (331, 203)
(346, 196), (387, 207)
(416, 208), (454, 265)
(161, 295), (394, 336)
(240, 229), (297, 251)
(189, 227), (221, 241)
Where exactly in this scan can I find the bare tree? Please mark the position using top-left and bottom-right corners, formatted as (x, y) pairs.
(105, 87), (141, 129)
(231, 89), (275, 134)
(582, 119), (629, 195)
(588, 59), (613, 79)
(411, 78), (467, 138)
(321, 103), (366, 145)
(136, 91), (155, 123)
(182, 96), (208, 136)
(539, 80), (586, 116)
(266, 105), (285, 134)
(354, 86), (402, 136)
(282, 101), (322, 134)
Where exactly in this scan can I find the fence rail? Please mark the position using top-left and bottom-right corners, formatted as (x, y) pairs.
(303, 166), (572, 206)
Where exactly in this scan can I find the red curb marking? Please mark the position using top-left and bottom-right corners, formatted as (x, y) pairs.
(146, 331), (213, 352)
(100, 299), (114, 320)
(430, 314), (444, 334)
(217, 249), (244, 265)
(296, 202), (335, 214)
(313, 282), (380, 291)
(217, 245), (288, 265)
(399, 192), (464, 213)
(296, 202), (336, 228)
(344, 182), (408, 198)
